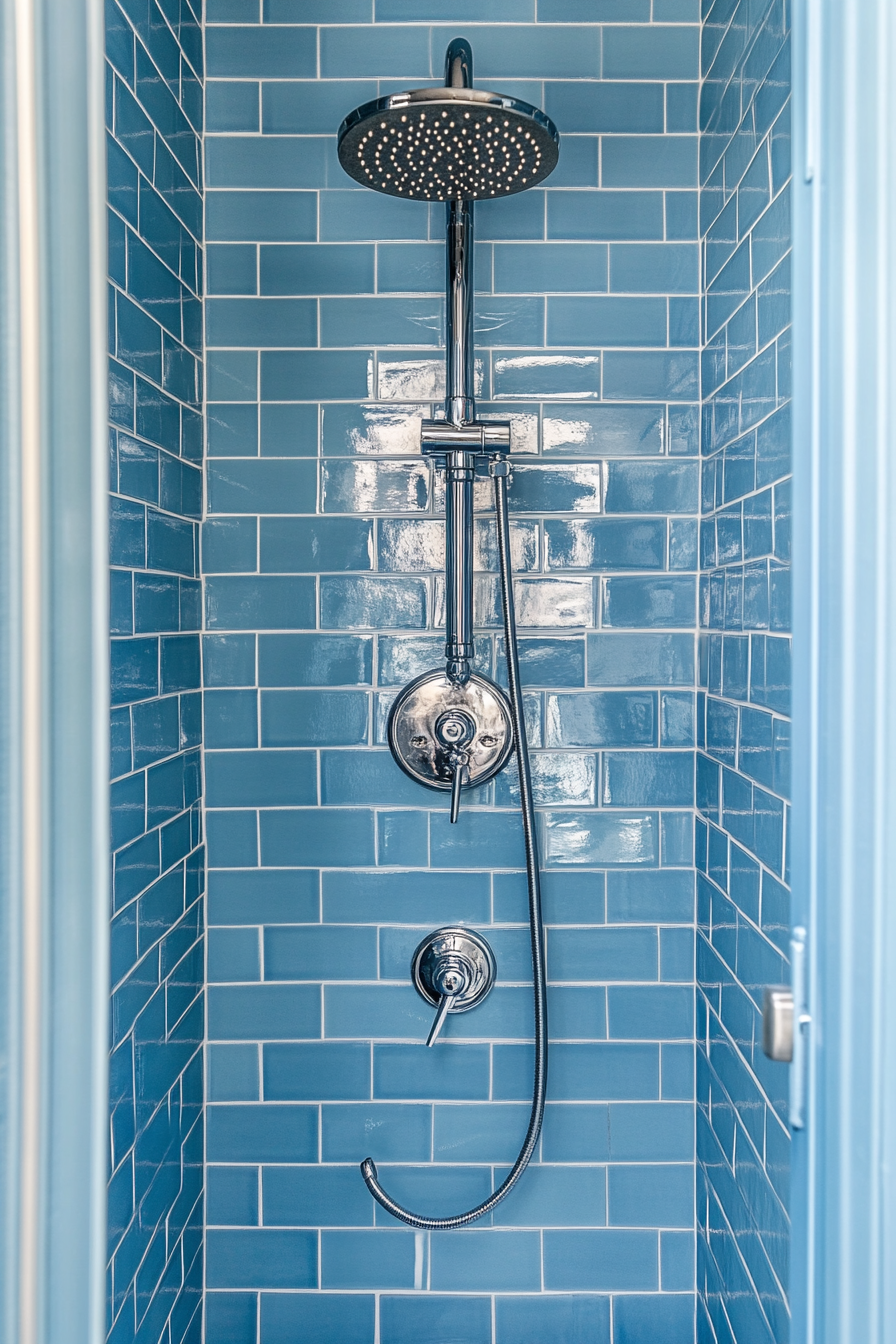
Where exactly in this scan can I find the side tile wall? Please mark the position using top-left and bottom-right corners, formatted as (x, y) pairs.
(696, 1), (791, 1340)
(105, 0), (206, 1339)
(201, 3), (701, 1343)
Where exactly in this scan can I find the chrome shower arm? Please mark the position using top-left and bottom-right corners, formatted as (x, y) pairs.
(445, 198), (475, 427)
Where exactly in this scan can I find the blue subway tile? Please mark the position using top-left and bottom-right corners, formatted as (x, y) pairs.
(538, 0), (648, 14)
(543, 1229), (658, 1290)
(206, 26), (316, 78)
(603, 136), (697, 188)
(493, 1163), (607, 1227)
(610, 243), (699, 294)
(207, 190), (317, 243)
(206, 1230), (317, 1290)
(204, 689), (258, 749)
(262, 350), (371, 402)
(206, 1166), (258, 1226)
(494, 242), (608, 293)
(205, 750), (317, 807)
(256, 633), (371, 688)
(430, 1229), (542, 1291)
(260, 690), (368, 746)
(603, 25), (699, 79)
(549, 294), (667, 346)
(207, 403), (258, 457)
(496, 1295), (611, 1344)
(608, 986), (693, 1039)
(381, 1295), (490, 1344)
(260, 402), (318, 457)
(262, 1166), (372, 1228)
(542, 811), (658, 867)
(260, 808), (376, 867)
(606, 461), (698, 514)
(614, 1293), (695, 1343)
(207, 1044), (259, 1102)
(372, 1043), (490, 1098)
(322, 869), (490, 925)
(208, 984), (320, 1040)
(206, 136), (329, 192)
(265, 925), (377, 981)
(586, 633), (694, 687)
(206, 81), (260, 133)
(208, 868), (319, 926)
(321, 1230), (417, 1290)
(546, 691), (655, 746)
(549, 927), (657, 981)
(602, 575), (696, 628)
(494, 1042), (658, 1101)
(320, 190), (429, 243)
(322, 1103), (432, 1163)
(264, 1042), (370, 1101)
(430, 1103), (529, 1164)
(548, 190), (664, 242)
(202, 520), (258, 577)
(206, 297), (317, 348)
(377, 810), (429, 867)
(206, 1104), (317, 1163)
(259, 1294), (374, 1344)
(262, 78), (376, 135)
(608, 1163), (693, 1227)
(603, 751), (694, 807)
(604, 351), (700, 402)
(493, 350), (601, 399)
(547, 81), (662, 134)
(205, 576), (316, 631)
(429, 810), (526, 869)
(261, 518), (372, 576)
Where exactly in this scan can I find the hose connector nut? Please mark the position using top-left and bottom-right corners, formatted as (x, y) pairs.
(489, 458), (511, 478)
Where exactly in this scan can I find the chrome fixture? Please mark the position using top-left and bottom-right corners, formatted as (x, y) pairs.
(388, 669), (513, 823)
(760, 929), (811, 1132)
(762, 986), (795, 1061)
(338, 38), (559, 1230)
(412, 927), (497, 1047)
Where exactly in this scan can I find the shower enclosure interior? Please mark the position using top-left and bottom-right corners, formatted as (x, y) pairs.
(101, 4), (795, 1343)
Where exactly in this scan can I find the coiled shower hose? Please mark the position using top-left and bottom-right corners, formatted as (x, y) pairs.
(360, 465), (548, 1229)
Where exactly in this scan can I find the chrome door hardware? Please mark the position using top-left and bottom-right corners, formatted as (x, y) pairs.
(760, 927), (812, 1131)
(412, 927), (496, 1047)
(762, 986), (795, 1061)
(388, 669), (513, 822)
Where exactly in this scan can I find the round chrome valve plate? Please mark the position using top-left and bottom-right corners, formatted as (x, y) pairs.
(387, 669), (513, 791)
(412, 926), (497, 1013)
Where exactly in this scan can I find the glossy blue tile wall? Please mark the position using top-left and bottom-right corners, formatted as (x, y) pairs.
(696, 2), (791, 1341)
(106, 0), (205, 1339)
(202, 4), (703, 1341)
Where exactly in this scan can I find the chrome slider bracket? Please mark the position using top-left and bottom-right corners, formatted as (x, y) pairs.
(421, 418), (512, 468)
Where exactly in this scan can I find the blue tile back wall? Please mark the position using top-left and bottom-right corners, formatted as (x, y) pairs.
(106, 0), (205, 1339)
(696, 2), (791, 1341)
(202, 4), (703, 1342)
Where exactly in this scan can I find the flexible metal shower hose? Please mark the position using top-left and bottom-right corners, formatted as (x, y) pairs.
(360, 465), (549, 1228)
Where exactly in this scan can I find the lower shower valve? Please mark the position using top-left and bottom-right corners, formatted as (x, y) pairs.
(412, 927), (496, 1046)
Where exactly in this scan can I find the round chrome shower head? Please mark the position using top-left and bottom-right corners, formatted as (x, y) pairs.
(337, 68), (559, 203)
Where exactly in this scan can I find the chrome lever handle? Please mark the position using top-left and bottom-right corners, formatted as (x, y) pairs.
(449, 757), (466, 824)
(425, 993), (456, 1047)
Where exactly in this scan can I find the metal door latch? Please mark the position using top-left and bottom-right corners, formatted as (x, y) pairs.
(760, 926), (811, 1130)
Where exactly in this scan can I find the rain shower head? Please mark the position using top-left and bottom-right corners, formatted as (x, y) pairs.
(337, 41), (559, 201)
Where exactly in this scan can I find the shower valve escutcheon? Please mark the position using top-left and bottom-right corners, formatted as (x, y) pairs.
(412, 927), (496, 1047)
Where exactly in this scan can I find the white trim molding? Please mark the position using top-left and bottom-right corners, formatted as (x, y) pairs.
(792, 0), (896, 1339)
(0, 0), (108, 1339)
